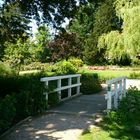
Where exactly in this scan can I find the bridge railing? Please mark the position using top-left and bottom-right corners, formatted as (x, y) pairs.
(105, 77), (127, 110)
(40, 74), (82, 103)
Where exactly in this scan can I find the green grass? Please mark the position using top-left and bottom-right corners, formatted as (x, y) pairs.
(79, 127), (114, 140)
(79, 69), (140, 82)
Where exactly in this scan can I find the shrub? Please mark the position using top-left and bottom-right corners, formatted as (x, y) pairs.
(0, 72), (48, 134)
(117, 87), (140, 123)
(68, 57), (84, 68)
(0, 95), (16, 134)
(132, 58), (140, 66)
(0, 61), (15, 76)
(81, 73), (102, 94)
(53, 60), (78, 75)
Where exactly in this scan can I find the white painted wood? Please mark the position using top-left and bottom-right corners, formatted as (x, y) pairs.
(114, 83), (118, 109)
(123, 79), (126, 97)
(76, 76), (80, 94)
(106, 76), (127, 85)
(107, 84), (112, 110)
(40, 74), (81, 82)
(106, 77), (127, 110)
(119, 81), (123, 100)
(57, 79), (61, 101)
(41, 74), (82, 104)
(45, 81), (49, 100)
(68, 78), (72, 97)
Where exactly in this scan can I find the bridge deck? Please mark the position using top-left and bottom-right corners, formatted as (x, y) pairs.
(50, 91), (106, 116)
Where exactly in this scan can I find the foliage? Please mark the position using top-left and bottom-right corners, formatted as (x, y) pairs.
(132, 58), (140, 66)
(3, 38), (31, 71)
(53, 60), (78, 75)
(68, 57), (84, 68)
(48, 32), (83, 62)
(32, 25), (51, 62)
(83, 0), (119, 64)
(98, 0), (140, 64)
(0, 2), (31, 59)
(79, 88), (140, 140)
(0, 61), (15, 76)
(21, 62), (50, 71)
(3, 0), (89, 28)
(0, 95), (16, 134)
(0, 72), (48, 134)
(81, 73), (102, 94)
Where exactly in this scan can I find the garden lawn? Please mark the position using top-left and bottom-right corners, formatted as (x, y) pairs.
(79, 69), (140, 81)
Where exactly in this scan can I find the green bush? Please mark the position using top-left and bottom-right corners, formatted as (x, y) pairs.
(117, 87), (140, 123)
(132, 58), (140, 66)
(0, 95), (16, 134)
(0, 72), (49, 135)
(81, 73), (102, 94)
(0, 61), (15, 76)
(53, 60), (78, 75)
(68, 57), (84, 68)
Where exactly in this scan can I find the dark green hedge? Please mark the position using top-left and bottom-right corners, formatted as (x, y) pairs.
(0, 73), (48, 134)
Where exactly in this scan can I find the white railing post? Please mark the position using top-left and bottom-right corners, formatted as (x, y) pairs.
(107, 84), (112, 110)
(123, 79), (126, 97)
(57, 79), (61, 101)
(76, 76), (80, 94)
(119, 80), (123, 100)
(114, 82), (118, 109)
(68, 77), (72, 97)
(45, 81), (49, 100)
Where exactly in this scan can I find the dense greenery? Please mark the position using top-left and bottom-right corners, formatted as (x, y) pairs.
(0, 0), (140, 137)
(79, 88), (140, 140)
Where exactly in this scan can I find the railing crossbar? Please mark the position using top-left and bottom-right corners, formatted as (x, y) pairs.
(40, 74), (82, 105)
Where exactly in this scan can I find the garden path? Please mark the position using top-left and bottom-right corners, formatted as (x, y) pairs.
(1, 90), (106, 140)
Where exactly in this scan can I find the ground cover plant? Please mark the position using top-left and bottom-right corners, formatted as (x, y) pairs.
(79, 87), (140, 140)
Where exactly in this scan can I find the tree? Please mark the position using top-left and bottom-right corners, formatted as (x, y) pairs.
(83, 0), (120, 64)
(3, 38), (31, 72)
(31, 25), (51, 62)
(3, 0), (89, 29)
(0, 2), (31, 59)
(48, 32), (83, 62)
(98, 0), (140, 64)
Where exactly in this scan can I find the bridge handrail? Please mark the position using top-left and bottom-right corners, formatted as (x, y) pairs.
(40, 74), (82, 103)
(105, 76), (127, 110)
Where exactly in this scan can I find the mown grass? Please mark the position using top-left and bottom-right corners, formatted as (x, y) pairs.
(79, 69), (140, 82)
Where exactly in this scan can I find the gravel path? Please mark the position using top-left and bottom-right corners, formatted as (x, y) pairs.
(126, 79), (140, 90)
(2, 113), (96, 140)
(1, 93), (106, 140)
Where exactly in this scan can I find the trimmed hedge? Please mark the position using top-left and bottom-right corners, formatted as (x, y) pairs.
(81, 73), (102, 94)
